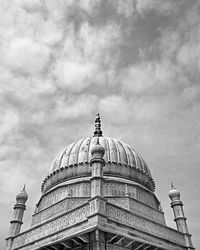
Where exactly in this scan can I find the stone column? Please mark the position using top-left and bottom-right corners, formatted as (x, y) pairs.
(90, 137), (105, 198)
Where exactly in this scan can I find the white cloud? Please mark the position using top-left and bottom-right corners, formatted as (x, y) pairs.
(54, 59), (97, 93)
(0, 110), (19, 138)
(121, 64), (155, 93)
(99, 95), (131, 124)
(53, 21), (121, 92)
(130, 96), (172, 122)
(78, 0), (101, 14)
(78, 22), (121, 64)
(177, 43), (200, 73)
(157, 2), (200, 77)
(5, 37), (51, 76)
(159, 30), (180, 59)
(0, 69), (56, 104)
(54, 94), (98, 120)
(34, 20), (64, 47)
(120, 61), (175, 94)
(182, 85), (200, 104)
(16, 0), (42, 12)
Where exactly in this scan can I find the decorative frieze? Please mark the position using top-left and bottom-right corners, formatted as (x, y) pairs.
(107, 198), (129, 210)
(106, 204), (186, 246)
(32, 198), (88, 226)
(11, 200), (186, 250)
(103, 183), (136, 198)
(129, 198), (165, 225)
(89, 197), (107, 216)
(108, 197), (165, 225)
(103, 182), (159, 210)
(38, 182), (90, 211)
(39, 181), (158, 213)
(12, 204), (89, 249)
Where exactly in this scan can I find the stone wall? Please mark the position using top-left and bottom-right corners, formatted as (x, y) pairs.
(37, 180), (159, 212)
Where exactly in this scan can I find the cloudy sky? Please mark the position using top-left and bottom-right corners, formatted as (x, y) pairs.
(0, 0), (200, 248)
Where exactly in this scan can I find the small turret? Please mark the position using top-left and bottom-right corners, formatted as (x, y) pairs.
(169, 183), (195, 250)
(91, 137), (105, 159)
(6, 186), (28, 249)
(16, 185), (28, 203)
(90, 114), (105, 197)
(10, 185), (28, 237)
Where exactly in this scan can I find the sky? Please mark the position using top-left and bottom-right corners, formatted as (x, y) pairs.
(0, 0), (200, 249)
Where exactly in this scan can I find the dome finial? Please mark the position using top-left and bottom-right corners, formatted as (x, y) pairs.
(168, 182), (180, 201)
(16, 185), (28, 201)
(93, 113), (103, 137)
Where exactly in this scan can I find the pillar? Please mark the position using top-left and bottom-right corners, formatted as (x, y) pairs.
(169, 183), (195, 250)
(6, 185), (28, 249)
(90, 137), (105, 197)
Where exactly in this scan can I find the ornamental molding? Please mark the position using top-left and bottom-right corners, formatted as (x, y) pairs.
(38, 182), (90, 211)
(42, 161), (155, 193)
(106, 203), (186, 246)
(11, 198), (186, 250)
(12, 204), (89, 249)
(32, 198), (88, 226)
(108, 197), (165, 225)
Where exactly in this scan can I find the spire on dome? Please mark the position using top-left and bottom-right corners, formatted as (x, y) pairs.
(93, 113), (103, 137)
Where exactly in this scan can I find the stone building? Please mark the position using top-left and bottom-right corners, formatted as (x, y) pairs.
(6, 114), (195, 250)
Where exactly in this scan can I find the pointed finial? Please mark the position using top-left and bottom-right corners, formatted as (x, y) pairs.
(16, 185), (28, 201)
(93, 113), (103, 137)
(168, 182), (180, 201)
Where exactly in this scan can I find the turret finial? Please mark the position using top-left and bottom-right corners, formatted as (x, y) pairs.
(168, 183), (180, 201)
(93, 113), (103, 137)
(16, 185), (28, 201)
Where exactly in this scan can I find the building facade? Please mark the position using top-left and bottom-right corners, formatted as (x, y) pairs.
(6, 114), (195, 250)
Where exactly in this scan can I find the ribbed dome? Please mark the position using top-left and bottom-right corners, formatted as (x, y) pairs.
(49, 136), (152, 178)
(42, 115), (155, 193)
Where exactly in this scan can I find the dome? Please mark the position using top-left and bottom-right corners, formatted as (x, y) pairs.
(41, 114), (155, 193)
(49, 136), (151, 176)
(42, 136), (155, 193)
